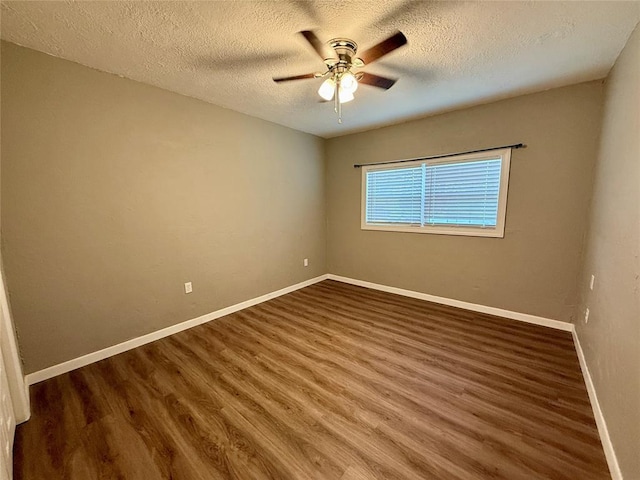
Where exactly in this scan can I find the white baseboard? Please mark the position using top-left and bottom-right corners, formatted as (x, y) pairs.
(572, 328), (621, 480)
(24, 273), (570, 386)
(25, 274), (329, 385)
(327, 274), (573, 331)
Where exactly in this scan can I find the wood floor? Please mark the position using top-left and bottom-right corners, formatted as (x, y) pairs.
(14, 280), (609, 479)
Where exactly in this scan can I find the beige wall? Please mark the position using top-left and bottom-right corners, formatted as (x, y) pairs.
(326, 81), (604, 323)
(1, 42), (326, 374)
(576, 25), (640, 479)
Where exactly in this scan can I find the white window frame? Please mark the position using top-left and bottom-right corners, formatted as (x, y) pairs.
(361, 148), (512, 238)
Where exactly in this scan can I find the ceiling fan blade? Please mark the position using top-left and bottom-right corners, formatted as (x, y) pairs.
(273, 73), (317, 83)
(359, 72), (397, 90)
(300, 30), (328, 60)
(358, 31), (407, 65)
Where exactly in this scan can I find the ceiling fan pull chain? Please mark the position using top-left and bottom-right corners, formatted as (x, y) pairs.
(337, 77), (343, 124)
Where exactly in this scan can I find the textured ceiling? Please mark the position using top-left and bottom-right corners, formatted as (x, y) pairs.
(1, 1), (639, 138)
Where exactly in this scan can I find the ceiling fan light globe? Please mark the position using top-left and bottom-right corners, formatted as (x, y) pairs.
(341, 71), (358, 93)
(318, 78), (335, 101)
(338, 88), (355, 103)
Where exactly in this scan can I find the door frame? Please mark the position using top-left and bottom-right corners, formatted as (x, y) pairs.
(0, 261), (29, 423)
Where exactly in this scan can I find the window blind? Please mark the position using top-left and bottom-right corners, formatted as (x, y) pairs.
(424, 158), (501, 227)
(366, 166), (423, 224)
(365, 157), (502, 228)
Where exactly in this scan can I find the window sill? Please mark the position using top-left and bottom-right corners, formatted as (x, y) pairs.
(361, 224), (505, 238)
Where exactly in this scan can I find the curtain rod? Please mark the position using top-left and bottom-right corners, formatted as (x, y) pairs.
(353, 143), (525, 168)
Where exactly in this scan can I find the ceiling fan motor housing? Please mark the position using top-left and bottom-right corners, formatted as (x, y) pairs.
(327, 38), (360, 68)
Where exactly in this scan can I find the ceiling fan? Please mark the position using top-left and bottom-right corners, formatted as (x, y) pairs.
(273, 30), (408, 123)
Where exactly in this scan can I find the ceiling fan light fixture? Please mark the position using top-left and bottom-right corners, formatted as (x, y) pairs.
(341, 71), (358, 93)
(318, 78), (336, 101)
(338, 87), (355, 103)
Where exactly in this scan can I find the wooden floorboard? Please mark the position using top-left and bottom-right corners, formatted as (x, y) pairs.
(14, 280), (610, 479)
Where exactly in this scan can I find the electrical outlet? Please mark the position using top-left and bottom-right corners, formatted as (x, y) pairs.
(585, 308), (590, 323)
(590, 274), (595, 290)
(184, 282), (192, 294)
(303, 258), (309, 267)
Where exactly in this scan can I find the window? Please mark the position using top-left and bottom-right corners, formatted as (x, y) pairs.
(361, 148), (511, 237)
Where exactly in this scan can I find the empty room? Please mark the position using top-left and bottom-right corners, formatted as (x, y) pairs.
(0, 1), (638, 479)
